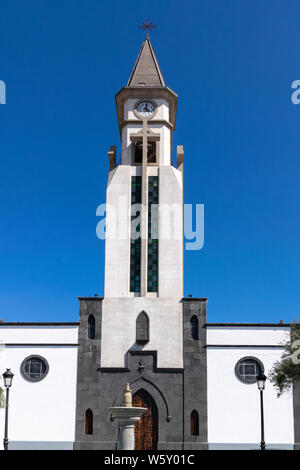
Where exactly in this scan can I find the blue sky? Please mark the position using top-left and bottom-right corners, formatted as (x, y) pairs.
(1, 0), (300, 322)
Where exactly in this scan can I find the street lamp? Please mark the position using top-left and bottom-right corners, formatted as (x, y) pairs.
(256, 372), (267, 451)
(2, 369), (14, 451)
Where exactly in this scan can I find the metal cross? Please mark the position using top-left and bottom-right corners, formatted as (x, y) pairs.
(138, 19), (157, 37)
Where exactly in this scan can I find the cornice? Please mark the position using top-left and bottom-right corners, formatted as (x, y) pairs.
(120, 119), (174, 132)
(0, 322), (79, 326)
(77, 296), (104, 301)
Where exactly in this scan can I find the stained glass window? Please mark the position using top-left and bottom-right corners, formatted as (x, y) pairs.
(148, 176), (159, 292)
(235, 357), (264, 384)
(130, 176), (141, 292)
(21, 355), (49, 382)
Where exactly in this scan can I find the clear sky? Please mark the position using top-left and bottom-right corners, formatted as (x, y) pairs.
(1, 1), (300, 322)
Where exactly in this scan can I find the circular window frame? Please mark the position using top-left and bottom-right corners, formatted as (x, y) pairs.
(235, 356), (264, 384)
(20, 355), (49, 383)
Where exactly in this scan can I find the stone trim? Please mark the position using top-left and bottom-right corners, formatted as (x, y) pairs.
(234, 356), (264, 385)
(99, 351), (184, 374)
(0, 322), (79, 326)
(20, 354), (49, 383)
(121, 119), (174, 131)
(133, 99), (159, 120)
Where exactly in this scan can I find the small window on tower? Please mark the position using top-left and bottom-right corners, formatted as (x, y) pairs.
(85, 409), (93, 435)
(88, 315), (95, 339)
(191, 410), (199, 436)
(190, 316), (199, 341)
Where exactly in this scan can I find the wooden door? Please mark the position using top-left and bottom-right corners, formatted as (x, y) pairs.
(133, 389), (158, 450)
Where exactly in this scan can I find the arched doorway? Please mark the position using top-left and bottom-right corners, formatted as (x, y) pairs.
(132, 389), (158, 450)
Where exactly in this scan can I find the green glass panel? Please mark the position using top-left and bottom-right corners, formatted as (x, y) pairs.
(147, 176), (159, 292)
(130, 176), (141, 292)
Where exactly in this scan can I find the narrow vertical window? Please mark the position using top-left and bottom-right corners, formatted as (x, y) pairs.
(190, 316), (198, 340)
(191, 410), (199, 436)
(88, 315), (95, 339)
(148, 176), (159, 292)
(130, 176), (142, 292)
(85, 409), (93, 435)
(136, 311), (149, 344)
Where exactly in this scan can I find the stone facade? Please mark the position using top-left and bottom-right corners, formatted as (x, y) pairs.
(74, 297), (208, 450)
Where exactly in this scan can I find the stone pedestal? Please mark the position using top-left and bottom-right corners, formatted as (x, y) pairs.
(109, 407), (146, 450)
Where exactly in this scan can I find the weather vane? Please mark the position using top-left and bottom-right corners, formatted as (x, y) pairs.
(138, 19), (157, 37)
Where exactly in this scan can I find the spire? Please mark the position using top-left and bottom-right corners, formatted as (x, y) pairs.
(127, 36), (165, 87)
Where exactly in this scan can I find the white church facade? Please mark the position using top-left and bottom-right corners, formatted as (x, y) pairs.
(0, 37), (299, 450)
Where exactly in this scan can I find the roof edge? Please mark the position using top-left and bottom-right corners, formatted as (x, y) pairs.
(205, 322), (290, 328)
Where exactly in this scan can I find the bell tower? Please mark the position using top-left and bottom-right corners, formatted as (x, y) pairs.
(99, 37), (185, 369)
(105, 36), (183, 299)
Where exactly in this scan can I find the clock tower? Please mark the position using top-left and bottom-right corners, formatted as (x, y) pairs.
(74, 36), (208, 450)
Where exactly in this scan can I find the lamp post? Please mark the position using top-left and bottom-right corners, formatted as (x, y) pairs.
(2, 369), (14, 451)
(256, 372), (267, 451)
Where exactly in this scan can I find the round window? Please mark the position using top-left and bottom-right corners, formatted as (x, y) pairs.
(235, 356), (264, 384)
(21, 355), (49, 382)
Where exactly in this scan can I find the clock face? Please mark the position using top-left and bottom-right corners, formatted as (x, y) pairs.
(137, 101), (155, 117)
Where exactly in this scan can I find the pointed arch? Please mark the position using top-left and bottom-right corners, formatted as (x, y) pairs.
(190, 315), (199, 341)
(88, 314), (95, 339)
(191, 409), (199, 436)
(113, 375), (171, 422)
(136, 311), (149, 345)
(85, 409), (93, 435)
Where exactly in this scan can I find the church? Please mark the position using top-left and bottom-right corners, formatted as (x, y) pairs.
(0, 37), (299, 451)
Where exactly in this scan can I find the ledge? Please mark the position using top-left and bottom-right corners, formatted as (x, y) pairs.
(205, 344), (285, 349)
(0, 322), (79, 326)
(77, 296), (104, 301)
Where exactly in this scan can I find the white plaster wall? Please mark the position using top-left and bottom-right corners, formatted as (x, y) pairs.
(100, 297), (183, 368)
(104, 166), (131, 297)
(0, 328), (78, 449)
(158, 166), (183, 298)
(207, 326), (290, 346)
(207, 328), (294, 449)
(0, 325), (78, 344)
